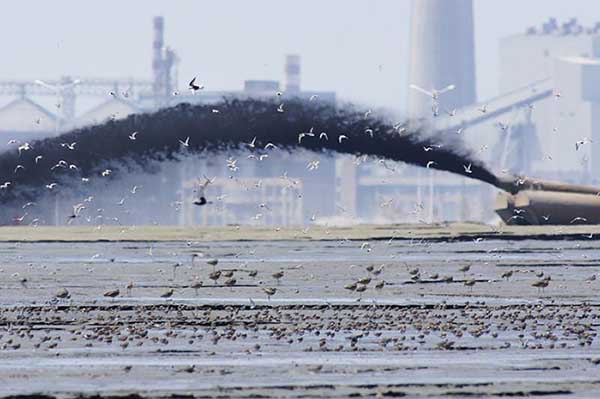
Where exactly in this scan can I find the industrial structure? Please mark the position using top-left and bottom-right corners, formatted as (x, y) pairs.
(3, 8), (600, 226)
(0, 16), (342, 226)
(407, 0), (477, 118)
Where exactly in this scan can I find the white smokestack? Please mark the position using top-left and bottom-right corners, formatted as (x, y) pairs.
(407, 0), (477, 119)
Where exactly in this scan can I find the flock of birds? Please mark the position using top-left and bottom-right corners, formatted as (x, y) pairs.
(0, 76), (511, 227)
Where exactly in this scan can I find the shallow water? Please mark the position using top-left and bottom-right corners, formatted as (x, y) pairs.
(1, 238), (600, 398)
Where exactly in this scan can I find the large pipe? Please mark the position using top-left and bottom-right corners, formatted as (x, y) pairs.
(494, 175), (600, 225)
(495, 175), (600, 196)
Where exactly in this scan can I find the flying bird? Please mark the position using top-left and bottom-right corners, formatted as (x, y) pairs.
(179, 137), (190, 147)
(409, 83), (455, 100)
(188, 77), (203, 92)
(245, 137), (257, 148)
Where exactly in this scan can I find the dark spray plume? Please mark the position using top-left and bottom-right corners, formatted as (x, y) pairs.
(0, 98), (499, 204)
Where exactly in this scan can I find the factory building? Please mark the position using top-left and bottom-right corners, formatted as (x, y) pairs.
(440, 18), (600, 188)
(0, 16), (338, 226)
(5, 9), (600, 226)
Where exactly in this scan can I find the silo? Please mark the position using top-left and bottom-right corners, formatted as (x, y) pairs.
(407, 0), (477, 118)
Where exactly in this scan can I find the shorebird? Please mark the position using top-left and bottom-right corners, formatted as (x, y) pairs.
(501, 270), (514, 280)
(532, 279), (549, 293)
(206, 258), (219, 270)
(272, 271), (284, 284)
(104, 289), (120, 299)
(190, 280), (203, 296)
(209, 270), (221, 285)
(262, 287), (277, 300)
(458, 264), (471, 277)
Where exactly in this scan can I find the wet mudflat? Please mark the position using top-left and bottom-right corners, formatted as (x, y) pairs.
(1, 234), (600, 398)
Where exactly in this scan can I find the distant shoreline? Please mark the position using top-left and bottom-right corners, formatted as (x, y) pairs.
(1, 223), (599, 242)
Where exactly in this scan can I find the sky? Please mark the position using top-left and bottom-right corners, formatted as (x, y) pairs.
(2, 0), (600, 113)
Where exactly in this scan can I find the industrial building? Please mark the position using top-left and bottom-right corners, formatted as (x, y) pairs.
(0, 16), (341, 226)
(3, 7), (599, 226)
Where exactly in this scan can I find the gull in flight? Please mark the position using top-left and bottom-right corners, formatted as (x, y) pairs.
(245, 137), (257, 149)
(101, 169), (112, 177)
(179, 137), (190, 147)
(46, 183), (58, 190)
(227, 157), (239, 171)
(338, 135), (348, 143)
(67, 204), (85, 224)
(61, 142), (76, 150)
(277, 103), (285, 113)
(264, 143), (277, 150)
(426, 161), (436, 168)
(298, 132), (314, 143)
(575, 137), (593, 151)
(409, 83), (455, 100)
(129, 131), (139, 140)
(35, 155), (43, 163)
(463, 164), (472, 174)
(570, 217), (588, 224)
(51, 160), (68, 170)
(309, 94), (319, 101)
(17, 143), (31, 155)
(319, 132), (328, 140)
(0, 182), (11, 189)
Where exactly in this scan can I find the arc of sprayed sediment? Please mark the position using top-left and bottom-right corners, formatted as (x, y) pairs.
(0, 98), (499, 203)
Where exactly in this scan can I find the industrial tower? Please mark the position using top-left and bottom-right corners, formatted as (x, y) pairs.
(407, 0), (477, 118)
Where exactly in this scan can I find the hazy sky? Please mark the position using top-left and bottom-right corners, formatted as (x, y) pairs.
(3, 0), (600, 113)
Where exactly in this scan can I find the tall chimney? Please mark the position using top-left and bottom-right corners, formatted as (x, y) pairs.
(407, 0), (477, 118)
(153, 16), (165, 103)
(285, 54), (301, 94)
